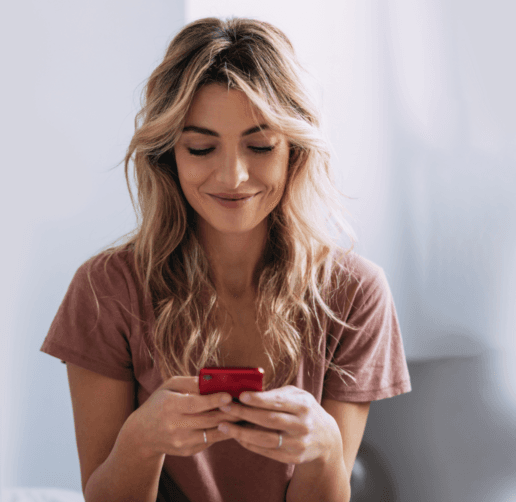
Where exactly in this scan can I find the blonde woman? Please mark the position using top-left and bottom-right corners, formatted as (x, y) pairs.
(41, 16), (411, 502)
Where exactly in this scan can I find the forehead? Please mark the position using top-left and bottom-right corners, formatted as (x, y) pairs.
(185, 84), (266, 128)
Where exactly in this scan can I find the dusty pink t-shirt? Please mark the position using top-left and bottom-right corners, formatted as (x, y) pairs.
(40, 248), (411, 502)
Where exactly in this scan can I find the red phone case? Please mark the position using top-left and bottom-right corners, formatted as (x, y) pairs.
(199, 367), (264, 402)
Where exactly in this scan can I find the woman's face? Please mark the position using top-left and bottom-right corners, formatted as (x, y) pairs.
(174, 84), (290, 236)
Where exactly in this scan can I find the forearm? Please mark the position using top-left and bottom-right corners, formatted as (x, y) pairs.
(286, 449), (351, 502)
(84, 416), (166, 502)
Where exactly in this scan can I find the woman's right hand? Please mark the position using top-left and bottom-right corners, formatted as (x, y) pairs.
(123, 375), (239, 459)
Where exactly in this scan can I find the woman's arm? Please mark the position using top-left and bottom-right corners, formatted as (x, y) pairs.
(84, 415), (166, 502)
(66, 362), (165, 502)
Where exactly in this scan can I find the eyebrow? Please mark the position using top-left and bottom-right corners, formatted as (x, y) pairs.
(182, 124), (269, 137)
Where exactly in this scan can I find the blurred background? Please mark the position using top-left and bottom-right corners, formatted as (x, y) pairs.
(1, 0), (515, 501)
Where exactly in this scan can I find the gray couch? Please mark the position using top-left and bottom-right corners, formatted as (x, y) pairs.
(350, 351), (516, 501)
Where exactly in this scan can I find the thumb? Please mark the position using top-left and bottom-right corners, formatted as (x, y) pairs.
(158, 375), (200, 395)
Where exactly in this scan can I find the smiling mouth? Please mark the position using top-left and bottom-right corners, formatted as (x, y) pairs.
(213, 195), (255, 200)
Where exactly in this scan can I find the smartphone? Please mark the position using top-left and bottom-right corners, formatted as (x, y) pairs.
(199, 366), (264, 404)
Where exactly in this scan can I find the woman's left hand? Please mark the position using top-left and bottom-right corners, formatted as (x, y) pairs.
(217, 385), (341, 465)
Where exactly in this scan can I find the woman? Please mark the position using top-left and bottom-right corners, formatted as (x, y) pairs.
(40, 16), (411, 502)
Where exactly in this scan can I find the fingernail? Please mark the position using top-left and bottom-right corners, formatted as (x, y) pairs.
(220, 405), (231, 413)
(218, 423), (229, 434)
(240, 393), (250, 402)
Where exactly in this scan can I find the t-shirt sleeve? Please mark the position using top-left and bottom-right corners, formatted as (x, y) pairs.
(40, 254), (135, 381)
(322, 262), (412, 402)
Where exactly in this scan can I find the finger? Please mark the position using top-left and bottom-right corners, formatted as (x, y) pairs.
(234, 440), (284, 462)
(210, 426), (235, 444)
(218, 421), (284, 449)
(209, 420), (244, 441)
(239, 387), (303, 414)
(188, 376), (201, 394)
(190, 426), (231, 449)
(157, 376), (231, 413)
(158, 375), (199, 394)
(186, 375), (202, 394)
(221, 404), (290, 431)
(182, 390), (233, 414)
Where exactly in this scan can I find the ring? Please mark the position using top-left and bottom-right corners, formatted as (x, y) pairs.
(278, 433), (282, 448)
(203, 429), (207, 444)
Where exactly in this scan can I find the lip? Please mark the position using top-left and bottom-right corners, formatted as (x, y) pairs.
(209, 193), (258, 208)
(211, 193), (258, 200)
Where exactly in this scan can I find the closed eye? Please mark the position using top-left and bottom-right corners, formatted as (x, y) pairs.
(187, 146), (275, 157)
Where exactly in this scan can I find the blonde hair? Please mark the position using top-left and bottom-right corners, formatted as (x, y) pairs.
(88, 16), (360, 390)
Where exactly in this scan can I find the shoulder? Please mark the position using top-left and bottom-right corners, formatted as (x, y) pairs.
(332, 248), (388, 306)
(81, 246), (134, 272)
(73, 246), (140, 302)
(79, 247), (136, 282)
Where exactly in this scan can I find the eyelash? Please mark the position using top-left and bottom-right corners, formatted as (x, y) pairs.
(187, 146), (275, 157)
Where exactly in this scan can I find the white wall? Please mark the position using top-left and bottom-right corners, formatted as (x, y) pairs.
(1, 0), (185, 491)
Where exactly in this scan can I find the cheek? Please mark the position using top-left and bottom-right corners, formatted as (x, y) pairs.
(177, 160), (202, 186)
(176, 168), (201, 205)
(268, 161), (288, 190)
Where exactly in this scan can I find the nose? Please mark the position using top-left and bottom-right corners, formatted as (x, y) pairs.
(215, 151), (250, 187)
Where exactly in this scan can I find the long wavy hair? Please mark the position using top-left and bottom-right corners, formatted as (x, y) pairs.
(88, 16), (361, 391)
